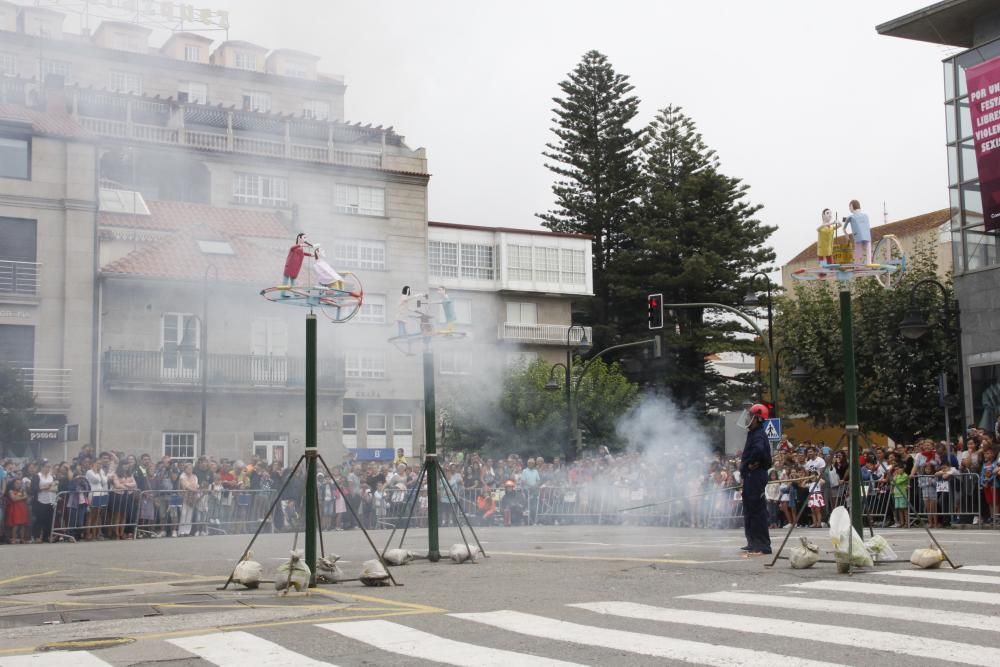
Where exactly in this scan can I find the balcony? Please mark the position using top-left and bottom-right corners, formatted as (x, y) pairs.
(0, 261), (40, 298)
(13, 367), (72, 412)
(103, 350), (345, 392)
(69, 89), (402, 172)
(498, 323), (592, 346)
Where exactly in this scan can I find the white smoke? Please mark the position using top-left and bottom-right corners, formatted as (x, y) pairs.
(616, 394), (716, 468)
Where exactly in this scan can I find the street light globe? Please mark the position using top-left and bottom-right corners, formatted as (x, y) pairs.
(578, 332), (592, 354)
(742, 287), (760, 307)
(789, 365), (811, 381)
(544, 378), (561, 391)
(898, 308), (931, 340)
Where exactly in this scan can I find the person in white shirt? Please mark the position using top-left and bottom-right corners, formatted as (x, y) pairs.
(803, 447), (826, 474)
(86, 459), (110, 540)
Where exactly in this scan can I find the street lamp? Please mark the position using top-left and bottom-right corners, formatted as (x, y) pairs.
(774, 345), (811, 418)
(743, 272), (774, 369)
(897, 278), (963, 445)
(544, 325), (590, 460)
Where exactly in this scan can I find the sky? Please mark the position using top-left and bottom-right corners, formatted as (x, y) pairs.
(64, 0), (953, 270)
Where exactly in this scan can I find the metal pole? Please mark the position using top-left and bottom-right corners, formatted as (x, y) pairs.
(952, 300), (966, 440)
(423, 343), (440, 562)
(304, 313), (318, 585)
(839, 288), (863, 535)
(565, 344), (573, 460)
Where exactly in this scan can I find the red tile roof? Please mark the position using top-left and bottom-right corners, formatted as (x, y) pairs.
(0, 103), (96, 141)
(785, 208), (952, 265)
(100, 200), (291, 237)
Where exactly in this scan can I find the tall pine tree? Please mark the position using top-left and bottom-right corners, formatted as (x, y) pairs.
(617, 106), (776, 410)
(538, 51), (645, 349)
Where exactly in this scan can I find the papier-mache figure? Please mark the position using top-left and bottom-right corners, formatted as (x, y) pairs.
(438, 286), (456, 332)
(845, 199), (871, 265)
(282, 233), (313, 294)
(396, 286), (417, 336)
(817, 209), (836, 266)
(311, 245), (345, 291)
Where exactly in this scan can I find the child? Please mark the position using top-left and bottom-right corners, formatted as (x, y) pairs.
(919, 462), (938, 527)
(310, 245), (345, 291)
(765, 469), (781, 528)
(936, 462), (953, 527)
(817, 208), (836, 265)
(4, 478), (29, 544)
(778, 471), (793, 527)
(892, 466), (909, 528)
(806, 472), (825, 528)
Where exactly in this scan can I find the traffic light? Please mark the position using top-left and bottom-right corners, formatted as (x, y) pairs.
(647, 293), (663, 330)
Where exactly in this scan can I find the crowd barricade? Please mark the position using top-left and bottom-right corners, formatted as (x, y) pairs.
(50, 489), (143, 542)
(909, 473), (981, 527)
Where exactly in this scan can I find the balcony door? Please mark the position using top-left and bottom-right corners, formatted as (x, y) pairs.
(161, 313), (199, 380)
(250, 318), (288, 384)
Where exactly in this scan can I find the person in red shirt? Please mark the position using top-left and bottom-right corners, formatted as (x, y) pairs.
(282, 233), (313, 295)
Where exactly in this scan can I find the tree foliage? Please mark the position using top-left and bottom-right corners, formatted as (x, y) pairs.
(0, 363), (35, 449)
(775, 238), (956, 442)
(538, 50), (645, 349)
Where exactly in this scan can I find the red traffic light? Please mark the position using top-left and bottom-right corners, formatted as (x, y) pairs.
(647, 293), (663, 330)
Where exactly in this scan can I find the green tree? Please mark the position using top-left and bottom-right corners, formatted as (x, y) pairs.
(775, 238), (955, 441)
(615, 106), (776, 410)
(0, 363), (35, 451)
(538, 50), (645, 350)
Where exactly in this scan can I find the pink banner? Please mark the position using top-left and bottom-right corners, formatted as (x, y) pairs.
(966, 57), (1000, 232)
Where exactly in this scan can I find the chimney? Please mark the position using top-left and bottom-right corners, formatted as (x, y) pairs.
(43, 74), (68, 114)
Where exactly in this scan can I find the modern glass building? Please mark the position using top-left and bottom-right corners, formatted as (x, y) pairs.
(879, 0), (1000, 432)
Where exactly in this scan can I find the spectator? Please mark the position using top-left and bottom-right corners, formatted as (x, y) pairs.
(5, 478), (29, 544)
(31, 462), (57, 544)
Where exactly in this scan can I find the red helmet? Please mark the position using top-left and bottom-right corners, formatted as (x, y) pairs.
(748, 403), (770, 420)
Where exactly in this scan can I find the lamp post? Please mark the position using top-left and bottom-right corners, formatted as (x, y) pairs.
(200, 264), (218, 457)
(546, 335), (661, 457)
(543, 325), (590, 461)
(774, 346), (811, 418)
(744, 272), (774, 384)
(898, 278), (963, 446)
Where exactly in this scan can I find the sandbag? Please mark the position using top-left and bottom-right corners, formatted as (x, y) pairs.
(789, 536), (819, 569)
(360, 559), (391, 586)
(864, 535), (898, 563)
(383, 548), (414, 566)
(910, 546), (944, 569)
(829, 506), (873, 568)
(448, 543), (480, 564)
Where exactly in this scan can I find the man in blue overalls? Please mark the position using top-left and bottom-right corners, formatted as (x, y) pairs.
(739, 403), (773, 556)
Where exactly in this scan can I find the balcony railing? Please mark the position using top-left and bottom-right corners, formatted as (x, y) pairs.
(103, 350), (345, 391)
(0, 261), (40, 296)
(11, 367), (72, 409)
(498, 323), (593, 346)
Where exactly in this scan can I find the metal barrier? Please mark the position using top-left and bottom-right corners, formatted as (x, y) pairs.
(909, 473), (981, 527)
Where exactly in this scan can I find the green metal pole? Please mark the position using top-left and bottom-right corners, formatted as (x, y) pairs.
(839, 288), (863, 535)
(423, 344), (441, 562)
(304, 314), (318, 585)
(565, 347), (573, 460)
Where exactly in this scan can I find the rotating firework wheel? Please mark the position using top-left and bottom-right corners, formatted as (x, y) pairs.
(260, 272), (364, 323)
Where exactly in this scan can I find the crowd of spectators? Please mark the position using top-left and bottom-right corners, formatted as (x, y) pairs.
(1, 425), (998, 545)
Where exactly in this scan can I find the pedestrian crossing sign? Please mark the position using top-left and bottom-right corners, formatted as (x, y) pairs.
(764, 418), (781, 441)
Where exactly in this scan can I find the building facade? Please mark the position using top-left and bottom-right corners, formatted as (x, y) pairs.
(879, 1), (1000, 431)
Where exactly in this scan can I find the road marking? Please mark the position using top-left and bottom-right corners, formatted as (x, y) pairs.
(451, 610), (844, 667)
(0, 653), (111, 666)
(169, 630), (333, 666)
(574, 600), (1000, 666)
(682, 591), (1000, 632)
(790, 580), (1000, 605)
(489, 551), (740, 565)
(877, 569), (1000, 585)
(0, 571), (60, 587)
(964, 565), (1000, 573)
(102, 567), (219, 579)
(320, 619), (584, 666)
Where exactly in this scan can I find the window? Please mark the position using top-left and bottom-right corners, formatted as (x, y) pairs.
(0, 54), (14, 76)
(507, 244), (533, 281)
(392, 415), (413, 455)
(0, 218), (37, 295)
(335, 239), (387, 270)
(234, 51), (258, 71)
(357, 294), (386, 324)
(99, 188), (150, 214)
(560, 248), (586, 285)
(285, 66), (309, 79)
(534, 246), (559, 283)
(251, 318), (288, 356)
(346, 351), (386, 379)
(108, 71), (143, 94)
(303, 100), (330, 120)
(343, 413), (357, 447)
(40, 60), (70, 81)
(179, 81), (208, 104)
(440, 351), (470, 375)
(162, 313), (199, 377)
(461, 243), (495, 280)
(506, 302), (537, 325)
(437, 297), (472, 325)
(242, 90), (271, 112)
(367, 414), (387, 448)
(0, 324), (34, 367)
(334, 184), (385, 216)
(429, 241), (458, 278)
(233, 173), (288, 206)
(0, 137), (29, 180)
(184, 45), (202, 62)
(163, 433), (196, 464)
(111, 33), (143, 52)
(507, 351), (538, 368)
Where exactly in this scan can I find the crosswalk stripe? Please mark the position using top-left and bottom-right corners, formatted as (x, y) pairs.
(573, 600), (999, 666)
(318, 619), (584, 666)
(963, 565), (1000, 573)
(680, 591), (1000, 633)
(877, 570), (1000, 585)
(168, 631), (333, 666)
(450, 610), (845, 667)
(790, 580), (1000, 605)
(0, 654), (112, 667)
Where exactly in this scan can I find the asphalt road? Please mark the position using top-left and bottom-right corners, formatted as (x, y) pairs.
(1, 524), (998, 666)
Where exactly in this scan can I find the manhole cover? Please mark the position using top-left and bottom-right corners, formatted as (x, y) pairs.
(38, 637), (135, 652)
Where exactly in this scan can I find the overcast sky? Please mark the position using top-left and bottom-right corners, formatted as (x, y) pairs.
(90, 0), (955, 269)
